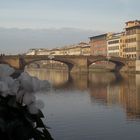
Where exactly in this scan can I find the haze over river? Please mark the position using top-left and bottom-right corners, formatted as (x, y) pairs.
(27, 69), (140, 140)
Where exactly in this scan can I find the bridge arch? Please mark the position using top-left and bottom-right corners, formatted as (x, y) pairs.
(23, 58), (76, 72)
(88, 56), (127, 72)
(0, 61), (13, 67)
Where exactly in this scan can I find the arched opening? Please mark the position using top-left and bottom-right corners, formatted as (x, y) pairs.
(24, 59), (75, 86)
(88, 59), (125, 72)
(25, 60), (69, 70)
(89, 61), (115, 72)
(24, 59), (74, 72)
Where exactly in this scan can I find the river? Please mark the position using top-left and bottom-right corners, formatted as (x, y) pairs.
(26, 69), (140, 140)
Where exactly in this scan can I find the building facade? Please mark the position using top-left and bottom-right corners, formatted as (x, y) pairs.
(81, 45), (91, 55)
(107, 33), (123, 57)
(26, 49), (37, 55)
(124, 20), (140, 59)
(89, 34), (107, 56)
(26, 42), (91, 56)
(59, 42), (90, 56)
(36, 49), (51, 55)
(120, 33), (126, 58)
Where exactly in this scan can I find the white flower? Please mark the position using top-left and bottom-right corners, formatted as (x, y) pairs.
(18, 72), (50, 92)
(0, 64), (51, 114)
(0, 64), (15, 77)
(0, 81), (9, 97)
(28, 103), (39, 114)
(0, 77), (19, 96)
(23, 92), (36, 105)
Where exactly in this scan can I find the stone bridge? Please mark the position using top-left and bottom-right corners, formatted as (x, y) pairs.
(0, 55), (135, 73)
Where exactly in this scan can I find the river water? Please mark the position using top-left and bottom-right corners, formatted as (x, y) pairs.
(27, 69), (140, 140)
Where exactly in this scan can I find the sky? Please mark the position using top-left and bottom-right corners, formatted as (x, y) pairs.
(0, 0), (140, 54)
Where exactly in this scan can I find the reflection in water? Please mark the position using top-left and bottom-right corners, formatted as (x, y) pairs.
(88, 72), (123, 105)
(26, 69), (140, 140)
(26, 68), (140, 120)
(120, 74), (140, 120)
(26, 69), (69, 87)
(89, 73), (140, 120)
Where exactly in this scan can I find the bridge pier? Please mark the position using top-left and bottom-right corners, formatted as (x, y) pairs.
(70, 58), (88, 73)
(114, 64), (124, 72)
(71, 66), (88, 73)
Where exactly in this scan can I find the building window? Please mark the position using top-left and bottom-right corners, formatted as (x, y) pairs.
(126, 29), (136, 35)
(108, 46), (119, 50)
(125, 38), (136, 43)
(108, 40), (119, 45)
(124, 47), (136, 52)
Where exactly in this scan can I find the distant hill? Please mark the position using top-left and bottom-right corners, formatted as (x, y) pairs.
(0, 27), (102, 54)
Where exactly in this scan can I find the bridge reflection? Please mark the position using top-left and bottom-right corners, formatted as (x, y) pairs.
(26, 69), (140, 120)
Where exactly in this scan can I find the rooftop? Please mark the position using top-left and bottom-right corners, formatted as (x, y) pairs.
(125, 20), (140, 29)
(89, 33), (107, 40)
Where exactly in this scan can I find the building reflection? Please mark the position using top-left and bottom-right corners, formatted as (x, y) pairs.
(26, 69), (69, 87)
(26, 68), (140, 120)
(89, 73), (140, 120)
(88, 72), (115, 104)
(26, 69), (89, 90)
(119, 74), (140, 119)
(88, 72), (123, 106)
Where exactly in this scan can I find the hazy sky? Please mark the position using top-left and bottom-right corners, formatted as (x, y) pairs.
(0, 0), (139, 54)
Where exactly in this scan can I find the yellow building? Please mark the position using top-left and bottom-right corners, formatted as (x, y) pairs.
(67, 45), (82, 55)
(78, 42), (91, 55)
(36, 49), (51, 55)
(81, 45), (91, 55)
(60, 42), (90, 56)
(49, 48), (61, 55)
(124, 20), (140, 59)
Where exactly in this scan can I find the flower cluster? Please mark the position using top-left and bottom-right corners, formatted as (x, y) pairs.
(0, 64), (53, 140)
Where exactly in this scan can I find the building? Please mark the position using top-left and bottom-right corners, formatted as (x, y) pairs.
(107, 32), (123, 57)
(36, 49), (51, 55)
(89, 34), (108, 56)
(26, 49), (37, 55)
(81, 45), (91, 55)
(49, 48), (61, 55)
(120, 32), (126, 58)
(124, 20), (140, 59)
(67, 45), (82, 55)
(78, 42), (91, 55)
(60, 42), (90, 56)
